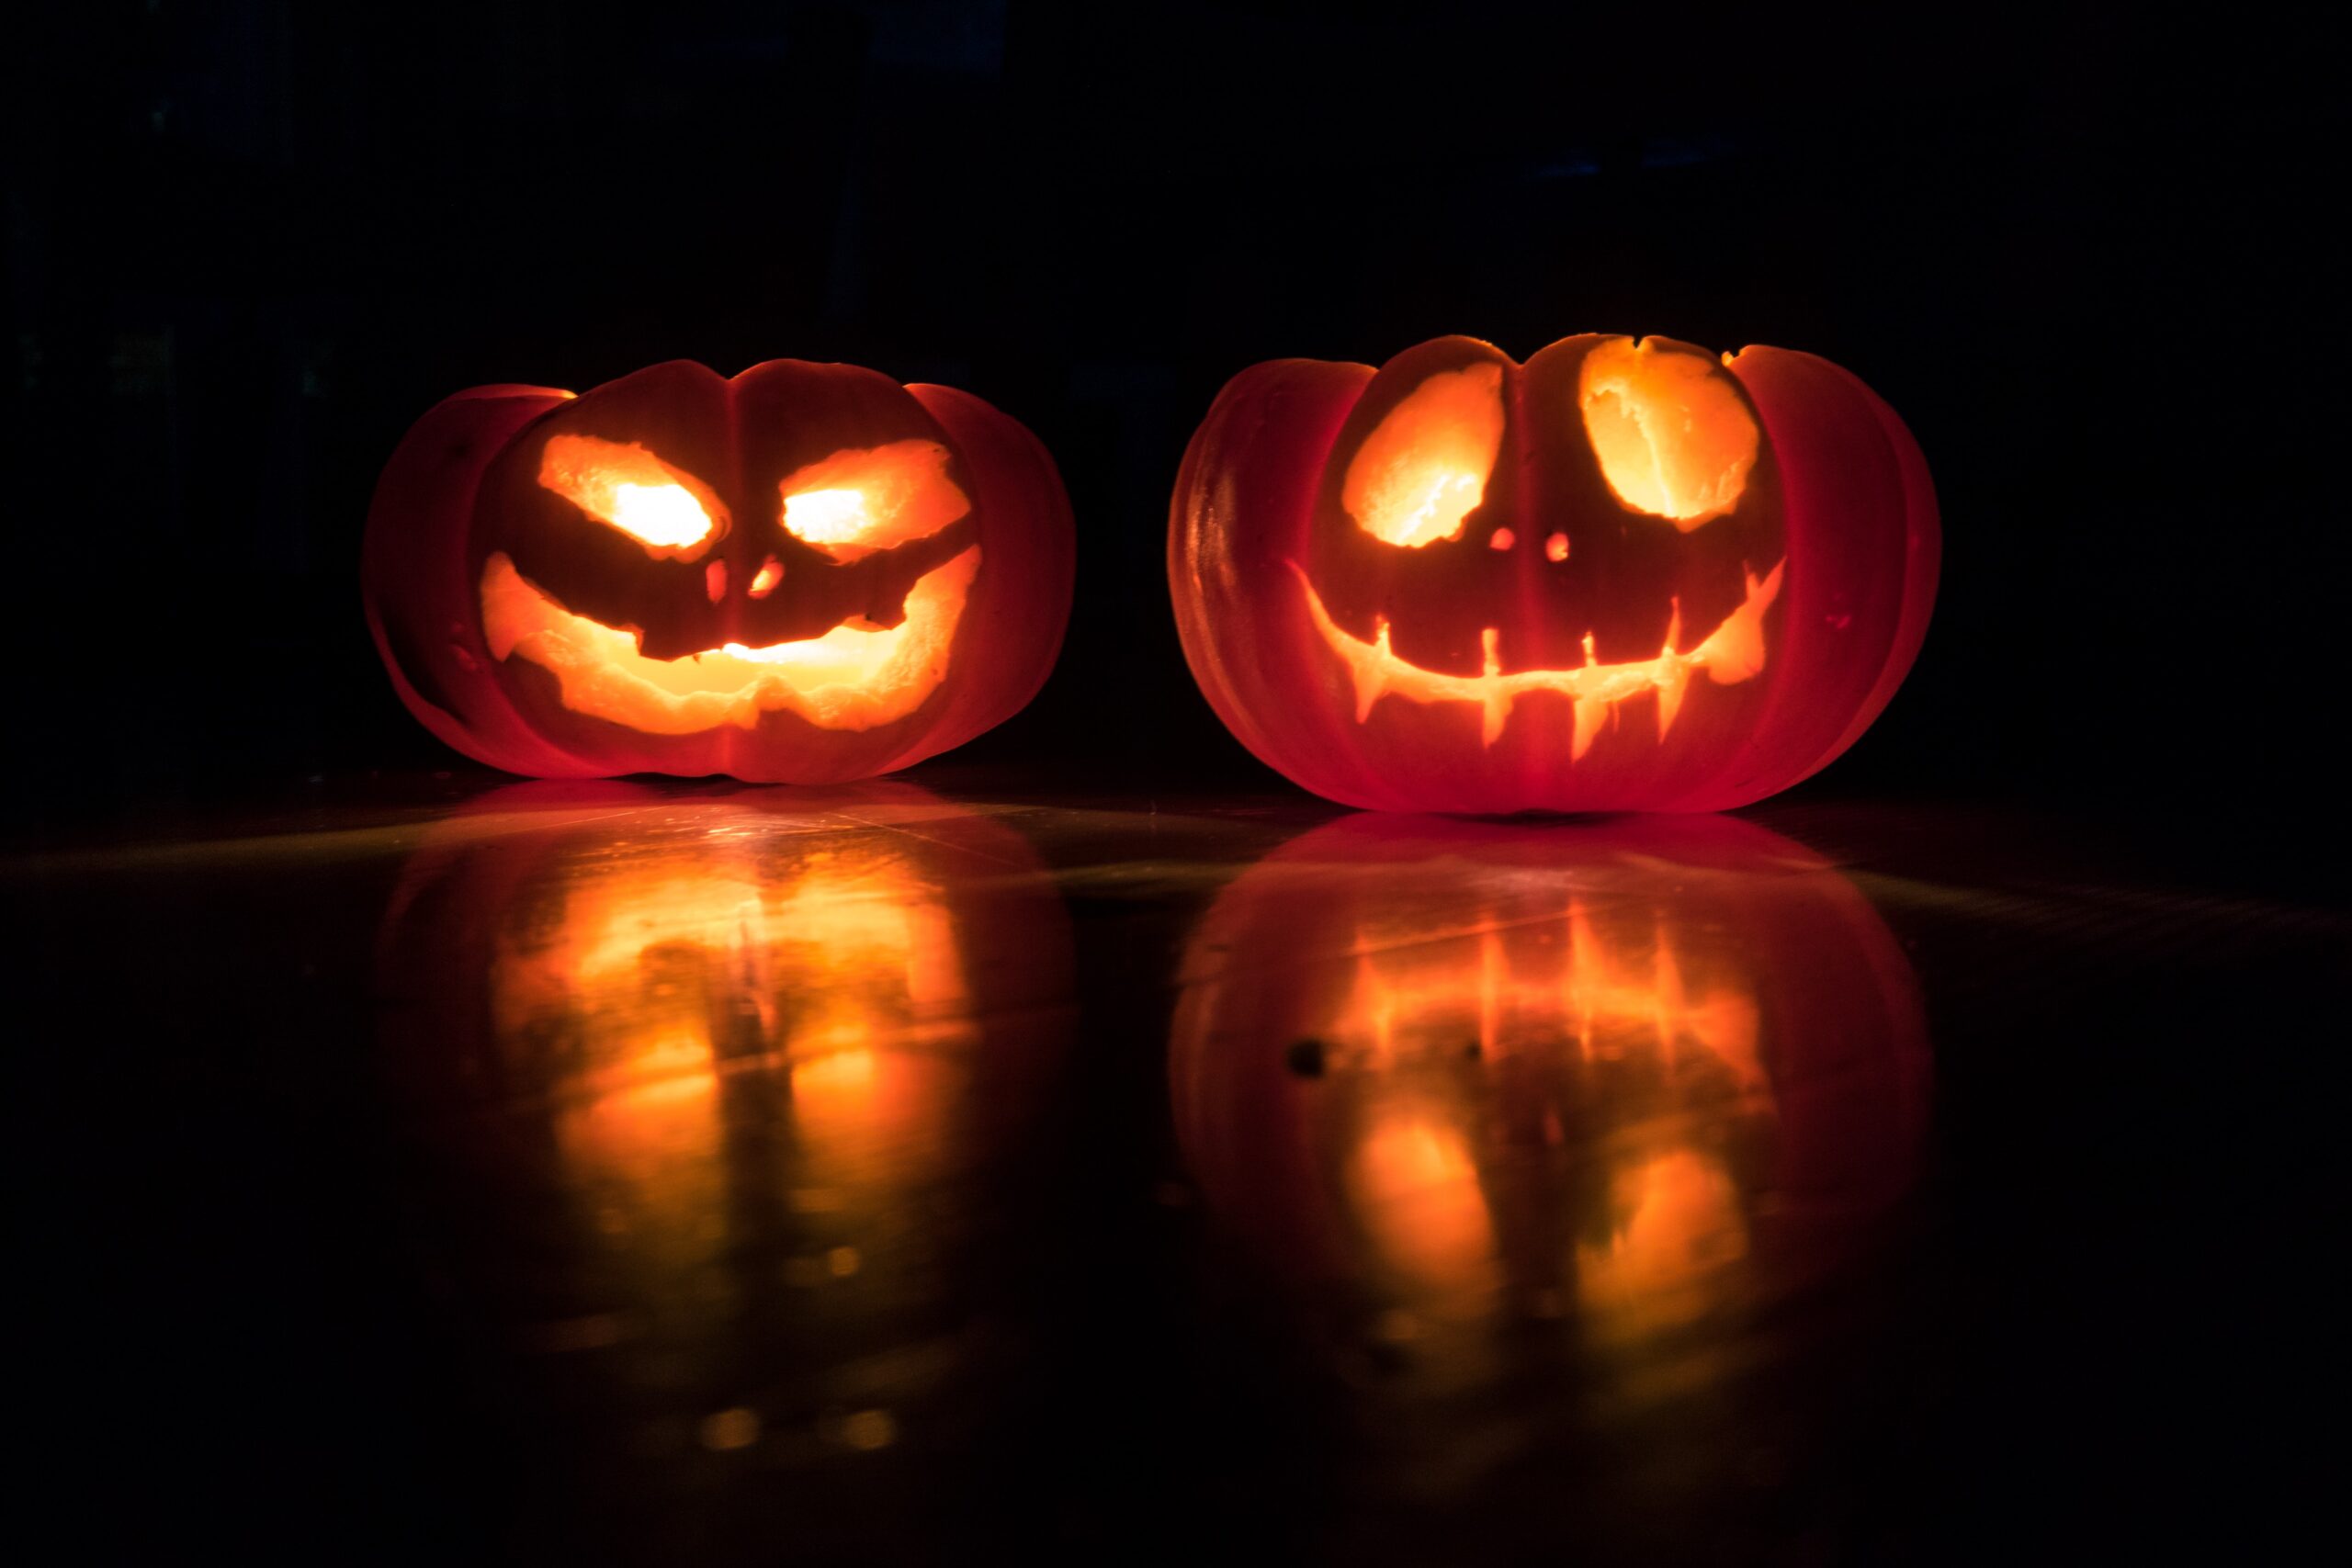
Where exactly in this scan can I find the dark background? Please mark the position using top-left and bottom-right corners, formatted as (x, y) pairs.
(9, 2), (2340, 824)
(9, 6), (2346, 1564)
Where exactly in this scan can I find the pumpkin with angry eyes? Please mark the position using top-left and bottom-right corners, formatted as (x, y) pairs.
(1169, 334), (1937, 813)
(365, 358), (1073, 782)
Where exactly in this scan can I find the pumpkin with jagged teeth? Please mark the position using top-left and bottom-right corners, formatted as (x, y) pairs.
(1170, 333), (1938, 814)
(366, 358), (1073, 783)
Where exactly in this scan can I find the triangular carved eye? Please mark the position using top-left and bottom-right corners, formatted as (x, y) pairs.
(1343, 363), (1506, 547)
(778, 440), (969, 563)
(538, 434), (724, 555)
(1577, 340), (1757, 528)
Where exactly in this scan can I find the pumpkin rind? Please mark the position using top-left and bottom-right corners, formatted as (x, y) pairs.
(1169, 335), (1937, 812)
(366, 361), (1073, 783)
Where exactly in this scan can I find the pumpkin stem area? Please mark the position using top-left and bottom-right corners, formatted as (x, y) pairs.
(1577, 340), (1758, 528)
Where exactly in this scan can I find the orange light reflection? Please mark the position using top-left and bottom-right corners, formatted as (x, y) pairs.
(1328, 892), (1768, 1331)
(1170, 817), (1930, 1376)
(378, 784), (1077, 1472)
(484, 816), (983, 1253)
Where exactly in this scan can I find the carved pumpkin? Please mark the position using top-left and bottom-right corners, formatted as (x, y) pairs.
(366, 360), (1074, 783)
(374, 782), (1074, 1452)
(1169, 335), (1938, 812)
(1170, 814), (1929, 1351)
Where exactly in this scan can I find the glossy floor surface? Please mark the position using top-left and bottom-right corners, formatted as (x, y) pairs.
(14, 773), (2339, 1563)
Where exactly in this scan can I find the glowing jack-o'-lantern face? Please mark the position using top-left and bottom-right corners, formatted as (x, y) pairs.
(374, 782), (1074, 1444)
(1308, 338), (1781, 757)
(366, 359), (1074, 784)
(1170, 815), (1929, 1359)
(1170, 334), (1939, 813)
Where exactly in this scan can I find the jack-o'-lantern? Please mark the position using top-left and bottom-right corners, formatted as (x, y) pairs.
(1170, 335), (1938, 812)
(374, 782), (1074, 1474)
(1170, 814), (1929, 1382)
(366, 359), (1074, 783)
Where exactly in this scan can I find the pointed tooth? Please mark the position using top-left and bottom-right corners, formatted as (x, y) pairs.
(1350, 620), (1390, 721)
(1483, 691), (1510, 748)
(1657, 663), (1690, 740)
(1572, 695), (1608, 760)
(1479, 627), (1510, 746)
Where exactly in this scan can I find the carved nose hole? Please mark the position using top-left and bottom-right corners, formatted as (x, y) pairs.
(705, 558), (728, 602)
(1487, 527), (1516, 552)
(748, 555), (783, 599)
(1545, 532), (1570, 562)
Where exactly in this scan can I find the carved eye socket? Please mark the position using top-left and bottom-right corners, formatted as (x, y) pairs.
(1577, 340), (1758, 529)
(779, 440), (969, 564)
(538, 434), (723, 555)
(1342, 363), (1507, 547)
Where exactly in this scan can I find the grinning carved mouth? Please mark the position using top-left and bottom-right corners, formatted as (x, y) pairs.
(1294, 559), (1784, 754)
(480, 547), (979, 735)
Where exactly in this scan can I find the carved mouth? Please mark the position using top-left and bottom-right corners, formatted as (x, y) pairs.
(480, 547), (979, 735)
(1295, 559), (1784, 753)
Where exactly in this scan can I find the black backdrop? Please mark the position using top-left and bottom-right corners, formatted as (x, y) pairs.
(9, 9), (2347, 1563)
(10, 4), (2339, 821)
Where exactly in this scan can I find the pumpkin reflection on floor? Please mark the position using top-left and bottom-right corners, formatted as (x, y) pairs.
(487, 822), (978, 1241)
(374, 781), (1071, 1512)
(1170, 814), (1930, 1413)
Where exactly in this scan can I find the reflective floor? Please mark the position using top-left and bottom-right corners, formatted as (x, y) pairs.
(14, 773), (2339, 1563)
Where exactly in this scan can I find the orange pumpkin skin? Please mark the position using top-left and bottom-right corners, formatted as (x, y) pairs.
(1169, 335), (1938, 813)
(365, 360), (1073, 783)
